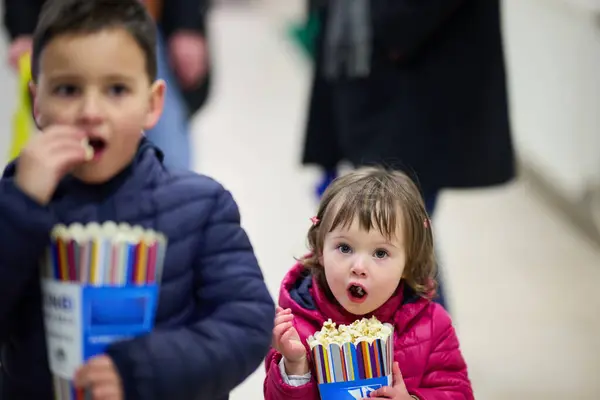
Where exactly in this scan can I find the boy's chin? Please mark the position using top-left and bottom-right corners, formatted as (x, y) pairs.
(71, 164), (121, 184)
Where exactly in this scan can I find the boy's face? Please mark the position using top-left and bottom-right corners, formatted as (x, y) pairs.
(32, 28), (165, 184)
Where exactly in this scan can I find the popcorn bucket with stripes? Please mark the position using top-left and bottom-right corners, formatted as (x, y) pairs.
(40, 222), (167, 400)
(309, 323), (394, 400)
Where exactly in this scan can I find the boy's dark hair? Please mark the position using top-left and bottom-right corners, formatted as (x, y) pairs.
(32, 0), (157, 81)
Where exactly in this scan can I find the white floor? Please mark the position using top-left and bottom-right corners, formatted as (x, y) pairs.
(1, 1), (599, 399)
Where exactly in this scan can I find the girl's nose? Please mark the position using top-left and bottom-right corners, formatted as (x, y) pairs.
(350, 256), (368, 277)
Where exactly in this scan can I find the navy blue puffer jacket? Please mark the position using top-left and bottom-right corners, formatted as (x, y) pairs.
(0, 139), (275, 399)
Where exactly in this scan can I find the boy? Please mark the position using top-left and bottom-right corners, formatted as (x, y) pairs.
(0, 0), (275, 399)
(4, 0), (211, 170)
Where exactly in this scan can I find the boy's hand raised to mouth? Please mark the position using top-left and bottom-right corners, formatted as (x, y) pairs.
(15, 126), (91, 205)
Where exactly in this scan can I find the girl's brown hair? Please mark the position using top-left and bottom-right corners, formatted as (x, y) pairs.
(302, 167), (436, 300)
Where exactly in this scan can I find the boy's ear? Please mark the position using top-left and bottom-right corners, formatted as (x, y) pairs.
(143, 79), (166, 130)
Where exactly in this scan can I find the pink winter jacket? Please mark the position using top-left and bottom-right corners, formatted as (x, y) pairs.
(264, 263), (473, 400)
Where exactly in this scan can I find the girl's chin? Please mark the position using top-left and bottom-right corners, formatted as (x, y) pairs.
(339, 300), (377, 316)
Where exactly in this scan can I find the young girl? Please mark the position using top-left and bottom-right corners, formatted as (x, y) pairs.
(264, 167), (473, 399)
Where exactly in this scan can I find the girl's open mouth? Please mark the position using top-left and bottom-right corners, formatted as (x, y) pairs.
(347, 283), (368, 303)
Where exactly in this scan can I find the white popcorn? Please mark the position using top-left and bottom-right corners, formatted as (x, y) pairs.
(307, 316), (392, 349)
(81, 138), (94, 161)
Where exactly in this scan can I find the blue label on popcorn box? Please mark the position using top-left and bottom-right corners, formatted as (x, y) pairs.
(318, 376), (392, 400)
(41, 279), (159, 379)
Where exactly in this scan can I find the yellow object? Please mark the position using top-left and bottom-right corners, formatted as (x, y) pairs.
(8, 53), (33, 161)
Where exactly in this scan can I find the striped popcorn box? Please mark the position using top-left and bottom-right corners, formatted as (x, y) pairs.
(40, 222), (168, 400)
(307, 318), (394, 400)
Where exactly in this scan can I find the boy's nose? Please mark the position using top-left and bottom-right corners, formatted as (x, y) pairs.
(78, 94), (103, 124)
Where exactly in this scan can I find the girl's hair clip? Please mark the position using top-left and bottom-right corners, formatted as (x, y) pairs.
(310, 216), (320, 226)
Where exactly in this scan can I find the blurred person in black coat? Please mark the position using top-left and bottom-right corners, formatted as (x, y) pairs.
(3, 0), (211, 170)
(302, 0), (515, 310)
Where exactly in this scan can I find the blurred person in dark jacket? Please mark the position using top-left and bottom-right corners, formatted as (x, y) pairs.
(302, 0), (515, 310)
(3, 0), (211, 170)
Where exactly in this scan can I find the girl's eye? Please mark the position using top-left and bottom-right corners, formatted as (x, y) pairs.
(337, 244), (352, 254)
(53, 84), (78, 96)
(374, 249), (389, 259)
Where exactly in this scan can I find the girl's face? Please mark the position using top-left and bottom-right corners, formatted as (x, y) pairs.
(320, 216), (406, 315)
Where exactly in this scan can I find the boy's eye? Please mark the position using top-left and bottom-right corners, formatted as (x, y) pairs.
(374, 249), (389, 259)
(53, 84), (78, 96)
(337, 244), (352, 254)
(108, 84), (128, 96)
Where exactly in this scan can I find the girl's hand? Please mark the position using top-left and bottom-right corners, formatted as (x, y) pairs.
(366, 362), (413, 399)
(272, 306), (309, 375)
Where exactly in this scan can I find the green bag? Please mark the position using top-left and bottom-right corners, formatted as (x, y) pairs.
(286, 11), (320, 61)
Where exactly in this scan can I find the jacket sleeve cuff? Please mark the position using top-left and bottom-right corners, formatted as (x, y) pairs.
(0, 180), (55, 230)
(106, 339), (156, 400)
(0, 180), (56, 262)
(278, 357), (312, 386)
(267, 352), (317, 398)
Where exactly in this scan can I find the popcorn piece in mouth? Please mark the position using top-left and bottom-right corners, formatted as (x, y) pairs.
(81, 138), (94, 161)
